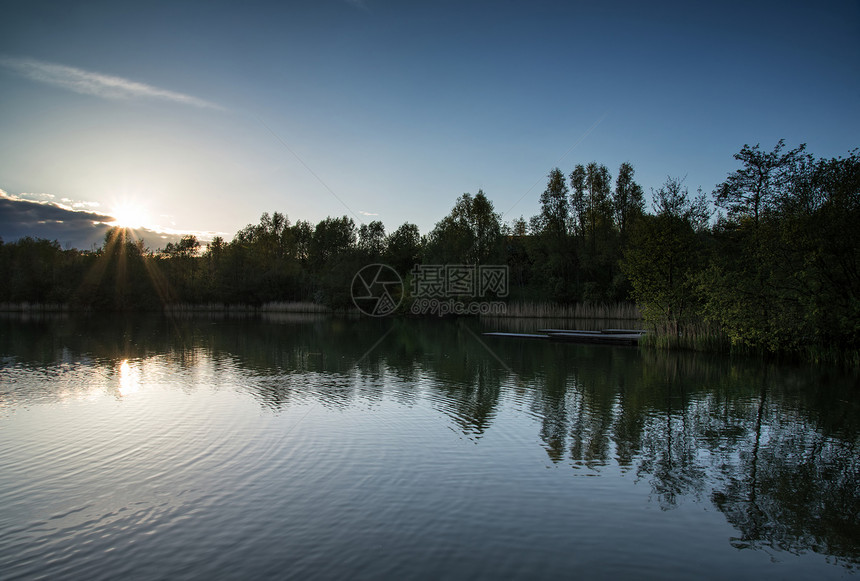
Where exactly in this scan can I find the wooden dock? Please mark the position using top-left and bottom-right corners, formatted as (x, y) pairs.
(481, 332), (551, 340)
(483, 328), (646, 346)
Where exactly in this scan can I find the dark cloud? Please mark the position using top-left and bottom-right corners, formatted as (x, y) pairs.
(0, 195), (187, 250)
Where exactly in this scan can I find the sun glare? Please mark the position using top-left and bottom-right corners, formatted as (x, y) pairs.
(110, 201), (151, 230)
(118, 359), (141, 396)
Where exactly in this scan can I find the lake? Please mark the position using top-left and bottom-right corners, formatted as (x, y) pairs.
(0, 314), (857, 580)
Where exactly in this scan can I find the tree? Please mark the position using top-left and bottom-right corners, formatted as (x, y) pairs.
(502, 217), (532, 292)
(622, 178), (708, 335)
(701, 141), (810, 350)
(468, 190), (502, 264)
(536, 168), (569, 237)
(305, 216), (358, 308)
(77, 228), (163, 310)
(803, 150), (860, 350)
(652, 177), (710, 232)
(163, 235), (200, 259)
(358, 220), (386, 259)
(569, 165), (588, 239)
(291, 220), (313, 263)
(384, 222), (422, 275)
(613, 162), (645, 239)
(161, 235), (201, 301)
(584, 162), (613, 249)
(701, 146), (859, 352)
(530, 169), (578, 301)
(310, 216), (356, 265)
(577, 162), (617, 299)
(715, 140), (806, 229)
(424, 190), (501, 264)
(0, 236), (83, 304)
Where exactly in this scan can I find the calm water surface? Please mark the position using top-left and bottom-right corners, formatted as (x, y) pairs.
(0, 314), (857, 580)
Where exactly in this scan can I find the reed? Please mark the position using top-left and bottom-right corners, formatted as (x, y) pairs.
(494, 301), (642, 320)
(800, 343), (860, 367)
(0, 302), (71, 312)
(163, 303), (251, 313)
(162, 302), (330, 314)
(636, 319), (860, 367)
(639, 320), (731, 352)
(259, 301), (331, 313)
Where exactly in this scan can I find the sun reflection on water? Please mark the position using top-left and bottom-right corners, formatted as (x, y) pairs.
(118, 359), (140, 396)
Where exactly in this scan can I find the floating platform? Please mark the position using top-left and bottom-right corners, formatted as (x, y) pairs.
(482, 332), (555, 340)
(484, 328), (646, 346)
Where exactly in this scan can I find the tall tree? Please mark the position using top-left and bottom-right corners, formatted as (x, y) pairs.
(584, 162), (613, 246)
(653, 177), (710, 232)
(537, 168), (569, 237)
(530, 169), (578, 301)
(569, 165), (588, 239)
(310, 216), (356, 265)
(715, 140), (806, 229)
(702, 141), (808, 349)
(702, 145), (859, 352)
(613, 162), (645, 239)
(425, 191), (501, 265)
(384, 222), (422, 275)
(358, 220), (386, 259)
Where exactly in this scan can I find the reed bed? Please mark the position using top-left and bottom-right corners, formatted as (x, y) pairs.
(162, 301), (331, 314)
(493, 301), (642, 320)
(639, 320), (859, 366)
(259, 301), (331, 313)
(801, 344), (860, 367)
(163, 303), (254, 313)
(0, 302), (71, 312)
(638, 320), (730, 352)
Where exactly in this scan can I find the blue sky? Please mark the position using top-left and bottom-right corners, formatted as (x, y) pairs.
(1, 0), (858, 249)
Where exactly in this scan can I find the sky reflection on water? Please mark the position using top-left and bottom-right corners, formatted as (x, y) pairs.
(0, 314), (857, 580)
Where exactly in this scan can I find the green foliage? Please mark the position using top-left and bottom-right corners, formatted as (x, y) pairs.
(357, 220), (386, 260)
(613, 162), (645, 240)
(73, 228), (165, 310)
(536, 168), (569, 237)
(622, 205), (704, 334)
(384, 222), (421, 274)
(3, 141), (858, 364)
(700, 144), (859, 356)
(715, 140), (806, 228)
(424, 190), (502, 265)
(528, 169), (578, 301)
(0, 237), (84, 304)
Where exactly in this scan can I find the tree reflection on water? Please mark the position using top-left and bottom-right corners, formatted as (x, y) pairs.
(2, 313), (858, 569)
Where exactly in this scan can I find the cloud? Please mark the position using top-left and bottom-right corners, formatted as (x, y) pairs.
(0, 190), (113, 249)
(359, 210), (379, 216)
(344, 0), (369, 10)
(0, 190), (225, 250)
(61, 197), (101, 210)
(0, 56), (222, 109)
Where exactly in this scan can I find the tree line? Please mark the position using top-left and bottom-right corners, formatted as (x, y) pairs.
(0, 140), (857, 359)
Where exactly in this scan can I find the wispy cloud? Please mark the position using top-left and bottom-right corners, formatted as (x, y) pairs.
(359, 210), (379, 216)
(344, 0), (370, 11)
(61, 197), (102, 210)
(0, 56), (221, 109)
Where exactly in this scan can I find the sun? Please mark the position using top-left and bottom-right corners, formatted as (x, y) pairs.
(109, 201), (151, 230)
